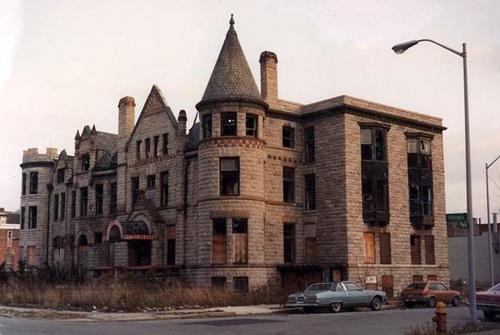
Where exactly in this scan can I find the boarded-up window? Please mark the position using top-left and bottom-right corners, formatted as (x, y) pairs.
(166, 226), (176, 265)
(379, 232), (392, 264)
(412, 275), (424, 282)
(305, 237), (317, 263)
(424, 235), (435, 265)
(27, 246), (36, 266)
(382, 275), (394, 299)
(212, 219), (226, 264)
(410, 235), (422, 264)
(211, 276), (226, 288)
(427, 274), (438, 281)
(364, 232), (375, 264)
(234, 276), (249, 293)
(232, 218), (248, 264)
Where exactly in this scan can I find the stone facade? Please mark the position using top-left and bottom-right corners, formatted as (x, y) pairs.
(19, 17), (449, 296)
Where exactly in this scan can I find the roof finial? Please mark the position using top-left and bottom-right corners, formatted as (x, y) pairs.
(229, 14), (234, 26)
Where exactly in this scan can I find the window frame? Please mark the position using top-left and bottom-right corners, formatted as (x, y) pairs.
(202, 114), (212, 139)
(283, 223), (296, 264)
(220, 157), (240, 196)
(283, 166), (295, 203)
(95, 184), (104, 215)
(160, 171), (169, 207)
(304, 126), (315, 163)
(282, 126), (295, 148)
(29, 172), (38, 194)
(245, 114), (258, 137)
(304, 173), (316, 210)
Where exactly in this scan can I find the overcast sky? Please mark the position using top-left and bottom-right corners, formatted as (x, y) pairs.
(1, 0), (500, 222)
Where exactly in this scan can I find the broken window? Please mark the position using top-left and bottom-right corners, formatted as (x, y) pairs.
(234, 276), (249, 293)
(410, 235), (422, 264)
(57, 168), (65, 184)
(220, 158), (239, 196)
(424, 235), (435, 265)
(232, 218), (248, 264)
(71, 190), (76, 218)
(136, 140), (142, 160)
(60, 192), (65, 220)
(407, 137), (433, 227)
(304, 126), (315, 163)
(80, 187), (88, 217)
(202, 114), (212, 138)
(53, 194), (59, 221)
(304, 174), (316, 210)
(379, 232), (391, 264)
(221, 112), (237, 136)
(166, 226), (176, 265)
(22, 173), (26, 195)
(145, 138), (151, 158)
(131, 177), (140, 206)
(28, 206), (37, 229)
(153, 136), (159, 157)
(283, 167), (295, 203)
(211, 277), (226, 288)
(95, 184), (103, 215)
(360, 127), (389, 226)
(305, 237), (317, 263)
(212, 218), (226, 264)
(160, 171), (168, 207)
(363, 232), (375, 264)
(283, 223), (295, 263)
(81, 154), (90, 172)
(29, 172), (38, 194)
(162, 133), (169, 155)
(282, 126), (295, 148)
(109, 182), (117, 214)
(245, 114), (257, 137)
(147, 174), (156, 189)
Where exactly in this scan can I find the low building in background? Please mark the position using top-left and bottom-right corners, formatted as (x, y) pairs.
(0, 208), (20, 271)
(447, 213), (500, 286)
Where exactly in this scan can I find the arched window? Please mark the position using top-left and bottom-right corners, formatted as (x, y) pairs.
(109, 226), (121, 243)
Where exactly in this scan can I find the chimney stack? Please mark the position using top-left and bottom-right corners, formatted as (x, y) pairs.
(178, 110), (187, 136)
(118, 96), (136, 145)
(259, 51), (278, 102)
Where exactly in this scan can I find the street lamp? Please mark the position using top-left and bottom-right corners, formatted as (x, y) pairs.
(485, 155), (500, 287)
(392, 39), (477, 325)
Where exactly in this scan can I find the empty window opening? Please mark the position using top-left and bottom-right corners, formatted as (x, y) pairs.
(282, 126), (295, 148)
(245, 114), (258, 137)
(221, 112), (237, 136)
(220, 158), (239, 196)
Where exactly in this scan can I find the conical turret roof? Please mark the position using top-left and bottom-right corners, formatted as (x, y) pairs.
(198, 15), (263, 107)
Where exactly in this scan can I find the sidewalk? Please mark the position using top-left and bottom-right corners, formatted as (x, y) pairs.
(0, 304), (285, 321)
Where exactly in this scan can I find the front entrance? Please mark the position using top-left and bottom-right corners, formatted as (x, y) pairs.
(128, 240), (151, 266)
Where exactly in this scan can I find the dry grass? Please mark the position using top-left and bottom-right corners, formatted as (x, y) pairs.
(0, 274), (286, 312)
(406, 322), (492, 335)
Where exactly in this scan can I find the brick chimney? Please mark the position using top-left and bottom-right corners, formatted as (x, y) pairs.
(178, 110), (187, 136)
(259, 51), (278, 102)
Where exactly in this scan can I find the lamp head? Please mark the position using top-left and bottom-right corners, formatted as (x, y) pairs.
(392, 40), (419, 54)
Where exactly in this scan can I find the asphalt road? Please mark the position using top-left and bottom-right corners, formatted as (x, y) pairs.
(0, 306), (498, 335)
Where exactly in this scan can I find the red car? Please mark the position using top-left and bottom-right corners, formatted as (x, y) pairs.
(477, 283), (500, 321)
(400, 281), (461, 308)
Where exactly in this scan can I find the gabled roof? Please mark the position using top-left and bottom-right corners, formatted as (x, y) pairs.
(126, 85), (178, 151)
(93, 151), (117, 172)
(198, 15), (262, 107)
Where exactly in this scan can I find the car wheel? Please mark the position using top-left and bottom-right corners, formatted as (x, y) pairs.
(484, 311), (498, 321)
(404, 302), (414, 308)
(370, 297), (382, 311)
(303, 306), (315, 314)
(451, 296), (460, 307)
(330, 302), (342, 313)
(428, 297), (436, 308)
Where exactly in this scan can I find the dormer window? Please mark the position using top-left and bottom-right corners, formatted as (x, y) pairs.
(57, 168), (65, 184)
(221, 112), (237, 136)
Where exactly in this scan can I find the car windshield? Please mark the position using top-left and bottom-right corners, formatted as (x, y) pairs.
(488, 283), (500, 291)
(305, 283), (335, 292)
(407, 283), (426, 290)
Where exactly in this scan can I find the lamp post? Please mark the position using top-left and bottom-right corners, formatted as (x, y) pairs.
(486, 155), (500, 286)
(392, 39), (477, 325)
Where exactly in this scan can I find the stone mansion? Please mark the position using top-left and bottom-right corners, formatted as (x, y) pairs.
(19, 17), (449, 296)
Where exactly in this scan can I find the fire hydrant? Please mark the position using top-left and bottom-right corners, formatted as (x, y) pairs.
(432, 301), (447, 334)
